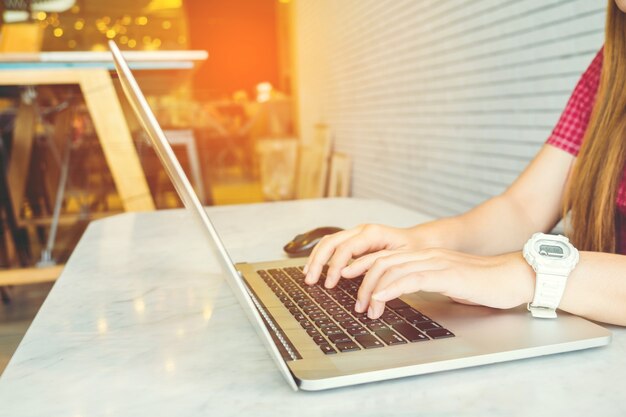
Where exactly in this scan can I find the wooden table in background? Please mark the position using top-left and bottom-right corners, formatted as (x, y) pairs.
(0, 50), (208, 285)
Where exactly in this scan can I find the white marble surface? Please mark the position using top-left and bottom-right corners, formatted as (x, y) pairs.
(0, 198), (624, 417)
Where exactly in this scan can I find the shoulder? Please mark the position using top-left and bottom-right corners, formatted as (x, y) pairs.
(545, 47), (603, 156)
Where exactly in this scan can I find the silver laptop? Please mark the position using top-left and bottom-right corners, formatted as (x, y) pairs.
(108, 40), (611, 391)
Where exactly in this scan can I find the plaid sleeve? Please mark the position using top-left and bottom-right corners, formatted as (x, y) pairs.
(546, 48), (604, 156)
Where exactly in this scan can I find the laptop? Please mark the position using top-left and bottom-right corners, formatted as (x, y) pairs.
(108, 40), (611, 391)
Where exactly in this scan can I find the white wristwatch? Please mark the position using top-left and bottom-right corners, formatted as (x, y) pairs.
(523, 233), (579, 319)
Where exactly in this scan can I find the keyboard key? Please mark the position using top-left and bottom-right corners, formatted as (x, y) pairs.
(391, 323), (429, 342)
(381, 313), (405, 326)
(321, 326), (342, 336)
(319, 343), (336, 355)
(339, 320), (361, 329)
(317, 320), (337, 329)
(299, 319), (314, 329)
(358, 316), (380, 325)
(375, 329), (407, 345)
(347, 327), (369, 336)
(407, 314), (431, 324)
(306, 328), (321, 337)
(332, 313), (350, 322)
(303, 305), (321, 315)
(309, 313), (327, 322)
(395, 307), (420, 319)
(426, 328), (455, 339)
(413, 321), (442, 332)
(328, 332), (352, 344)
(386, 298), (411, 310)
(355, 334), (384, 349)
(327, 307), (344, 315)
(344, 288), (358, 297)
(366, 322), (389, 332)
(313, 335), (326, 345)
(335, 341), (361, 352)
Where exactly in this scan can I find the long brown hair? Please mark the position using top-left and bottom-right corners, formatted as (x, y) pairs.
(564, 0), (626, 253)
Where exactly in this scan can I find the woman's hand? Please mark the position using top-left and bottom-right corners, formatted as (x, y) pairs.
(339, 248), (535, 318)
(304, 224), (427, 288)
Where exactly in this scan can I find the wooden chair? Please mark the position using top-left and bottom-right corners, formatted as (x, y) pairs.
(327, 152), (352, 197)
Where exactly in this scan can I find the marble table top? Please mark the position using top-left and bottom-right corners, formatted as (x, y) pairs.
(0, 198), (624, 417)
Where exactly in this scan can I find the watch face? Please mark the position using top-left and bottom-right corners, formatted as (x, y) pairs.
(535, 239), (570, 259)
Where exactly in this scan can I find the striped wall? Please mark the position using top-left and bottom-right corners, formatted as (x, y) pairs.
(292, 0), (606, 217)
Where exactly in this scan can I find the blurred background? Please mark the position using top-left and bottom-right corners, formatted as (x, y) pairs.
(0, 0), (606, 371)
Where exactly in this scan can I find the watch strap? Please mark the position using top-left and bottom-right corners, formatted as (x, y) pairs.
(527, 272), (568, 319)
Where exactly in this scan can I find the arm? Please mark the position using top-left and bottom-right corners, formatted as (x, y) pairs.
(350, 247), (626, 326)
(305, 144), (576, 286)
(305, 144), (626, 325)
(559, 251), (626, 325)
(409, 144), (575, 255)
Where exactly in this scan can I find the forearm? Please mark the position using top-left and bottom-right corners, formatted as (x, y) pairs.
(410, 194), (547, 255)
(409, 146), (572, 256)
(558, 251), (626, 325)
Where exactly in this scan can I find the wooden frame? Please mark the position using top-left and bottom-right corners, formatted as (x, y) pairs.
(296, 144), (328, 199)
(1, 68), (155, 215)
(0, 68), (155, 287)
(327, 152), (352, 197)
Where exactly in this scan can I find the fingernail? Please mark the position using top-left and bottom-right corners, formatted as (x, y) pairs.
(355, 300), (362, 312)
(367, 306), (374, 318)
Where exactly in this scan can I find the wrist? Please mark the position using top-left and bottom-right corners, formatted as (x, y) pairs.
(516, 251), (536, 305)
(500, 251), (536, 306)
(408, 217), (460, 250)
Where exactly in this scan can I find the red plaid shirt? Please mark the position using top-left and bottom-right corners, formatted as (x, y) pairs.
(546, 47), (626, 253)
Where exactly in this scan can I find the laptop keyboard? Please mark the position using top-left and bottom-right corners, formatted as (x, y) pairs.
(256, 266), (454, 355)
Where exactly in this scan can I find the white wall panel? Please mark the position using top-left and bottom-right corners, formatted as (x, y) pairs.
(294, 0), (606, 217)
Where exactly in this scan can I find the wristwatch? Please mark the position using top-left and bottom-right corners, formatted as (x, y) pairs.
(523, 233), (579, 318)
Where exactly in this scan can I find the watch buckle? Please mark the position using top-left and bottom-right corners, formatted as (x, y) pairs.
(527, 303), (558, 319)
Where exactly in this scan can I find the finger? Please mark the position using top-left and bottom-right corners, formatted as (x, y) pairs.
(368, 273), (426, 318)
(304, 228), (361, 285)
(323, 226), (390, 288)
(368, 273), (430, 318)
(364, 261), (437, 317)
(357, 251), (448, 313)
(341, 250), (393, 278)
(369, 270), (453, 318)
(323, 236), (384, 288)
(353, 253), (416, 312)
